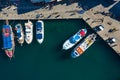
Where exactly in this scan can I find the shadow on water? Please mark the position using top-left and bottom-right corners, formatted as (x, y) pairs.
(77, 0), (116, 10)
(109, 1), (120, 21)
(17, 0), (43, 14)
(55, 42), (71, 60)
(0, 19), (120, 80)
(60, 50), (71, 60)
(0, 0), (43, 14)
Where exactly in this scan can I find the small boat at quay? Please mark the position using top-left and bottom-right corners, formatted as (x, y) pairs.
(62, 29), (87, 50)
(36, 20), (44, 44)
(25, 20), (33, 44)
(2, 25), (15, 59)
(71, 33), (96, 58)
(15, 24), (24, 46)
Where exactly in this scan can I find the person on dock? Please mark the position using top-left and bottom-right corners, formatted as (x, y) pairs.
(85, 18), (90, 21)
(97, 18), (104, 23)
(92, 18), (104, 23)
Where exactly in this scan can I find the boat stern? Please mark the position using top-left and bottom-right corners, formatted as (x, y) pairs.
(71, 51), (80, 58)
(5, 49), (14, 59)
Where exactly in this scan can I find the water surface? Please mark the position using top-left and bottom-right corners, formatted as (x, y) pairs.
(0, 19), (120, 80)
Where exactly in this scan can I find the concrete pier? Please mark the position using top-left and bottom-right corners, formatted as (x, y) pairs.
(82, 4), (120, 55)
(0, 3), (81, 19)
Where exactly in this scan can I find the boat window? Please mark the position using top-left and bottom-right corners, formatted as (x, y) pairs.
(75, 35), (80, 41)
(69, 37), (76, 43)
(74, 52), (78, 55)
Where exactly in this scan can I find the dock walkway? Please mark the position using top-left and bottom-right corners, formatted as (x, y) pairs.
(0, 3), (81, 19)
(82, 5), (120, 55)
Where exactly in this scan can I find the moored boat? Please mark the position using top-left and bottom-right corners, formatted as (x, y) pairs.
(25, 20), (33, 44)
(15, 24), (24, 46)
(2, 25), (15, 59)
(36, 20), (44, 44)
(62, 29), (87, 50)
(71, 33), (96, 58)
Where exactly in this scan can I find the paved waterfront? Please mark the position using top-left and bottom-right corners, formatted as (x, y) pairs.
(82, 2), (120, 55)
(0, 3), (81, 19)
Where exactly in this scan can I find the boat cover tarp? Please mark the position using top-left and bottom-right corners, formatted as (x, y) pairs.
(70, 35), (80, 44)
(36, 34), (42, 39)
(36, 21), (42, 39)
(17, 26), (21, 38)
(3, 25), (12, 49)
(36, 22), (42, 30)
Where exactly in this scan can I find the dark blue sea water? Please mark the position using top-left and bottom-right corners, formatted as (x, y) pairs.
(0, 19), (120, 80)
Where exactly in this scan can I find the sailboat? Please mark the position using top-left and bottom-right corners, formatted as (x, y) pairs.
(25, 20), (33, 44)
(15, 24), (24, 46)
(36, 20), (44, 44)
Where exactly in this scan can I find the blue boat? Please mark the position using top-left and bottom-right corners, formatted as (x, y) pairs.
(15, 24), (24, 46)
(2, 25), (15, 59)
(36, 20), (44, 44)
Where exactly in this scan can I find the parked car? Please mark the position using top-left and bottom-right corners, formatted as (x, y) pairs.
(94, 25), (104, 32)
(106, 37), (116, 44)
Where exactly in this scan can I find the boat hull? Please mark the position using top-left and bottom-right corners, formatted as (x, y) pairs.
(2, 25), (15, 59)
(15, 24), (24, 46)
(62, 40), (74, 50)
(62, 29), (87, 50)
(36, 20), (44, 44)
(25, 20), (33, 44)
(71, 33), (96, 58)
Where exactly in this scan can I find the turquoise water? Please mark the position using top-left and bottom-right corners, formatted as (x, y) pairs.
(0, 19), (120, 80)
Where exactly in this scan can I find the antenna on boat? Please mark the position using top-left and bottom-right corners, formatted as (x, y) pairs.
(5, 19), (9, 25)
